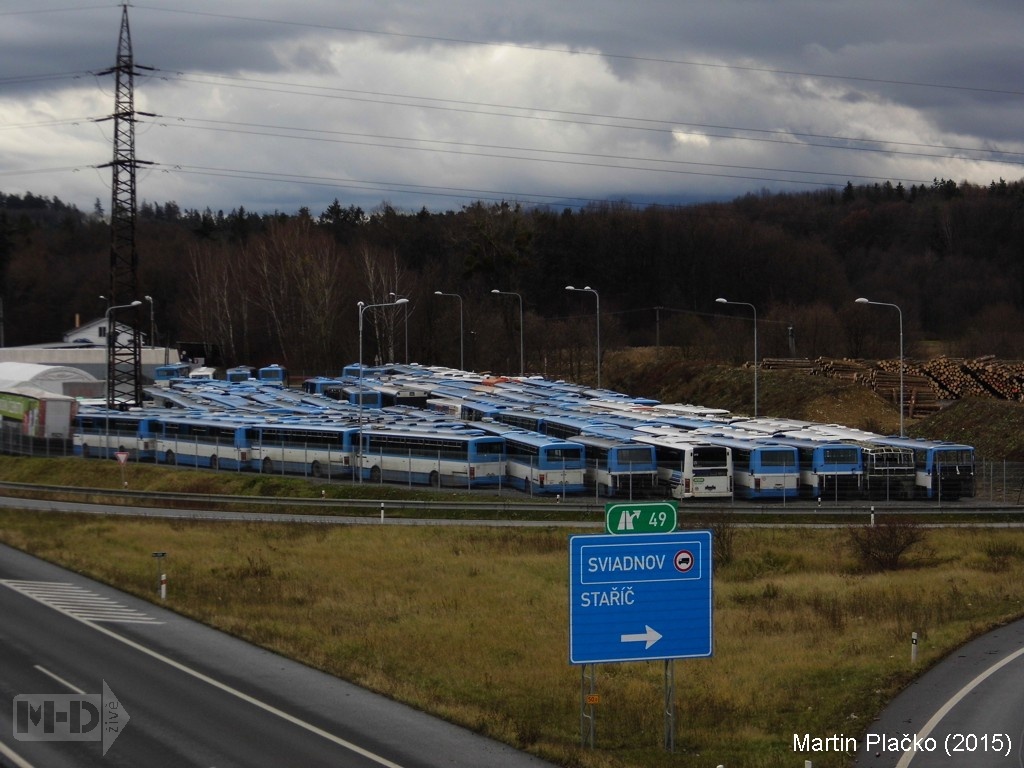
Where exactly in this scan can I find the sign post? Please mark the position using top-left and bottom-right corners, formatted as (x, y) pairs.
(569, 530), (713, 749)
(115, 451), (129, 488)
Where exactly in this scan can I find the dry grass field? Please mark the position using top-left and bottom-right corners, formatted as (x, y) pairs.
(1, 508), (1023, 768)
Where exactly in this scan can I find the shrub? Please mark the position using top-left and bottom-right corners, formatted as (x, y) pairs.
(847, 519), (928, 571)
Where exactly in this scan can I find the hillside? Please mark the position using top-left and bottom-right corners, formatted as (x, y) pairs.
(601, 348), (1024, 460)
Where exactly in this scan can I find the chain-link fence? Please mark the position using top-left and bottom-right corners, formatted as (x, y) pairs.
(3, 426), (1023, 506)
(0, 425), (73, 459)
(975, 459), (1024, 504)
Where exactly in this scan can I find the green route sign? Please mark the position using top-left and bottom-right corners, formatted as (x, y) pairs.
(604, 501), (678, 535)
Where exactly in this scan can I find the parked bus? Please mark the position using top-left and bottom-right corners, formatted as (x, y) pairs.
(257, 364), (288, 384)
(252, 421), (359, 479)
(74, 411), (160, 461)
(155, 416), (256, 470)
(801, 424), (917, 501)
(572, 432), (658, 498)
(692, 432), (799, 501)
(632, 429), (733, 500)
(772, 435), (863, 500)
(358, 426), (505, 488)
(154, 363), (191, 386)
(226, 366), (256, 382)
(870, 436), (975, 500)
(476, 424), (586, 495)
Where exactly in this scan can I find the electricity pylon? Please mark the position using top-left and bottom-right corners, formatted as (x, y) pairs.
(98, 4), (153, 408)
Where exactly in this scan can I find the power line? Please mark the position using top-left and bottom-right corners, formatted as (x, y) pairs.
(137, 5), (1024, 99)
(151, 70), (1024, 164)
(153, 116), (885, 186)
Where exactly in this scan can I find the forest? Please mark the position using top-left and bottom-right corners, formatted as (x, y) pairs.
(1, 177), (1023, 381)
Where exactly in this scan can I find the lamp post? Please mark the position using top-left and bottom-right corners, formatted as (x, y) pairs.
(566, 285), (601, 388)
(144, 295), (155, 349)
(105, 299), (142, 410)
(358, 297), (408, 481)
(856, 297), (904, 437)
(491, 289), (524, 376)
(716, 297), (758, 417)
(434, 291), (464, 371)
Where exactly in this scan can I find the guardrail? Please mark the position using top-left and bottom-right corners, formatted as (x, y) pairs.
(1, 480), (1022, 520)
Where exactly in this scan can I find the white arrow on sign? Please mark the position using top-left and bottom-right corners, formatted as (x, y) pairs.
(620, 625), (663, 649)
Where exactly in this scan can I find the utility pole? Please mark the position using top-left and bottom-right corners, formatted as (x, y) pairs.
(97, 4), (154, 408)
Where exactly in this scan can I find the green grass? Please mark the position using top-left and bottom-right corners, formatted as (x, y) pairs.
(1, 508), (1022, 768)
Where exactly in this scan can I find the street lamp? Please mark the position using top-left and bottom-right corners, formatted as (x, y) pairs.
(105, 299), (142, 410)
(716, 297), (758, 417)
(491, 289), (524, 377)
(144, 295), (155, 349)
(358, 297), (408, 480)
(856, 297), (904, 437)
(566, 285), (601, 389)
(434, 291), (464, 371)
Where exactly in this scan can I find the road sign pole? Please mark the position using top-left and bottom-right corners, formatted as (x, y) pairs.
(664, 659), (675, 752)
(580, 664), (596, 748)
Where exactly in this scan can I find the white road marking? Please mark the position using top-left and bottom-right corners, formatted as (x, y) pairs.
(33, 664), (85, 694)
(0, 580), (162, 624)
(0, 738), (37, 768)
(895, 643), (1024, 767)
(1, 579), (407, 768)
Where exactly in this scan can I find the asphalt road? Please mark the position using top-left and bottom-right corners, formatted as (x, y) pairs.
(0, 543), (557, 768)
(854, 616), (1024, 768)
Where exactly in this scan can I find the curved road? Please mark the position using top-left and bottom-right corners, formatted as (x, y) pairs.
(855, 617), (1024, 767)
(4, 493), (1024, 766)
(0, 543), (557, 768)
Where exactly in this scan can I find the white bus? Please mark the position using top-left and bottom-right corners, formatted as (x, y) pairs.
(358, 426), (505, 488)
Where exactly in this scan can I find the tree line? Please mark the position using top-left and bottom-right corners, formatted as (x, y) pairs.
(2, 177), (1023, 381)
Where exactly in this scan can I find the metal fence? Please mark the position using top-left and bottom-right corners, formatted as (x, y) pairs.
(0, 426), (73, 459)
(975, 459), (1024, 504)
(2, 426), (1023, 506)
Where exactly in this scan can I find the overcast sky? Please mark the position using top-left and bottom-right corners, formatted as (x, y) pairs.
(2, 1), (1023, 216)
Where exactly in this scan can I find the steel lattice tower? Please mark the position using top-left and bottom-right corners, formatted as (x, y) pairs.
(100, 5), (152, 408)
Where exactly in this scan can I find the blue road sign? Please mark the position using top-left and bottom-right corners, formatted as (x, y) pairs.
(569, 531), (713, 664)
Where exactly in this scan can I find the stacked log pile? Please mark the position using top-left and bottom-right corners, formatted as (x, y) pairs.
(871, 359), (941, 415)
(962, 357), (1024, 401)
(757, 356), (1024, 406)
(759, 358), (818, 373)
(816, 358), (870, 380)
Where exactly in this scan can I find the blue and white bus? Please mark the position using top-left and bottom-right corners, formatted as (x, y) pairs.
(692, 432), (798, 501)
(358, 426), (505, 488)
(632, 429), (733, 501)
(74, 411), (160, 461)
(155, 416), (256, 470)
(488, 426), (586, 495)
(154, 363), (191, 386)
(573, 432), (658, 498)
(772, 435), (863, 500)
(870, 436), (975, 500)
(257, 364), (288, 384)
(252, 421), (359, 479)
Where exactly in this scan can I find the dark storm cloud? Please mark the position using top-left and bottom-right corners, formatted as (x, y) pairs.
(2, 1), (1023, 214)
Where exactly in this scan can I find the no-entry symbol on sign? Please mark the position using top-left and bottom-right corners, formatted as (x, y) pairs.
(674, 550), (694, 573)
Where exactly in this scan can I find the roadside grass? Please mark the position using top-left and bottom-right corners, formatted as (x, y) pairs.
(1, 510), (1023, 768)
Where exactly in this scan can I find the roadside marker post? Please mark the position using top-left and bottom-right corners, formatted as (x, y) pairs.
(151, 552), (166, 600)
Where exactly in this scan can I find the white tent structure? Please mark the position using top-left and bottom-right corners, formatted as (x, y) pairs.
(0, 362), (100, 398)
(0, 364), (89, 441)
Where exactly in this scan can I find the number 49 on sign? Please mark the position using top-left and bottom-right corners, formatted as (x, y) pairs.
(605, 501), (678, 535)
